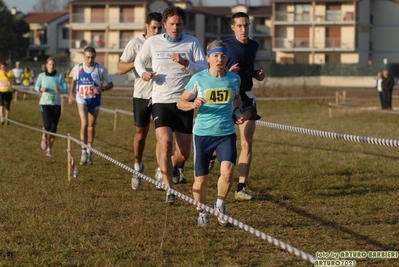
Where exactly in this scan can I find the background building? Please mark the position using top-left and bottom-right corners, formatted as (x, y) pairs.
(24, 12), (69, 60)
(68, 0), (272, 74)
(271, 0), (360, 64)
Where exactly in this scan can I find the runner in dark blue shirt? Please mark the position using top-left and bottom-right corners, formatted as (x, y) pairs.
(224, 12), (265, 200)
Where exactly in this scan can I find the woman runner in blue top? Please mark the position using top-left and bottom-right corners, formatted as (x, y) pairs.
(177, 40), (245, 226)
(35, 57), (68, 157)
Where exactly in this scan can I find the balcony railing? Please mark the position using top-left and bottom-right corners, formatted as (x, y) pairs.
(275, 10), (354, 22)
(254, 24), (269, 34)
(274, 37), (355, 49)
(326, 10), (341, 21)
(275, 38), (310, 49)
(71, 13), (145, 24)
(71, 38), (133, 49)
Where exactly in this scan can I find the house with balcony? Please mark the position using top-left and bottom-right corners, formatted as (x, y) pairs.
(69, 0), (152, 74)
(271, 0), (365, 64)
(68, 0), (273, 74)
(24, 12), (69, 60)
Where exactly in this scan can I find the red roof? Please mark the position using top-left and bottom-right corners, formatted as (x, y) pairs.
(24, 12), (68, 24)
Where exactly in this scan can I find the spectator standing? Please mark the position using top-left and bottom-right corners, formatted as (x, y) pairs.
(21, 67), (32, 100)
(0, 61), (15, 125)
(382, 70), (394, 110)
(375, 72), (385, 110)
(12, 61), (23, 102)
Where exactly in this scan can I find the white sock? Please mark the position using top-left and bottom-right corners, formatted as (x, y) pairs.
(216, 199), (224, 208)
(134, 163), (142, 171)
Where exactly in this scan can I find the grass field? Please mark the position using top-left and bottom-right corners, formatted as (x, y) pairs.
(0, 86), (398, 267)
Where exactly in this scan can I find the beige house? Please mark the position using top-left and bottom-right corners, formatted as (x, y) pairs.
(271, 0), (362, 64)
(68, 0), (272, 74)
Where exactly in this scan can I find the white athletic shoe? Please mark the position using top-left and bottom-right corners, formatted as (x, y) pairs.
(131, 163), (144, 190)
(214, 203), (229, 226)
(86, 151), (93, 165)
(80, 151), (88, 165)
(41, 136), (47, 150)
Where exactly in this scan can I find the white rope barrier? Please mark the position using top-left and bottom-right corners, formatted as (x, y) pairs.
(3, 116), (318, 264)
(256, 120), (399, 148)
(95, 106), (399, 148)
(115, 109), (134, 116)
(12, 85), (132, 100)
(5, 117), (66, 139)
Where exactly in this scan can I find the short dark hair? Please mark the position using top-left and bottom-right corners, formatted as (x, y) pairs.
(83, 46), (96, 54)
(147, 12), (162, 24)
(163, 6), (186, 25)
(231, 12), (249, 25)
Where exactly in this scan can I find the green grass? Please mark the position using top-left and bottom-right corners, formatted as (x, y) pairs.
(0, 87), (398, 266)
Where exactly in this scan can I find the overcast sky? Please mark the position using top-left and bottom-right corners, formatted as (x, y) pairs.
(3, 0), (268, 14)
(3, 0), (35, 13)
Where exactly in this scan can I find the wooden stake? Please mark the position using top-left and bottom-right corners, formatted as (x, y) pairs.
(67, 133), (71, 182)
(61, 95), (64, 113)
(113, 108), (118, 132)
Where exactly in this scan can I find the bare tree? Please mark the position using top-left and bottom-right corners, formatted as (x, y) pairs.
(33, 0), (61, 12)
(61, 0), (71, 10)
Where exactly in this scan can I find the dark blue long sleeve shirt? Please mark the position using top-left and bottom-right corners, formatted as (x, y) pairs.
(224, 37), (259, 106)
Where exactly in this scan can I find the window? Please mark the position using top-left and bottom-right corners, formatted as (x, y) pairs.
(121, 6), (134, 23)
(259, 39), (265, 49)
(92, 31), (105, 48)
(29, 30), (35, 45)
(91, 7), (105, 23)
(221, 17), (231, 34)
(295, 4), (310, 21)
(36, 29), (47, 45)
(120, 31), (133, 48)
(325, 54), (340, 63)
(62, 28), (69, 39)
(295, 53), (309, 64)
(254, 17), (266, 25)
(326, 4), (341, 21)
(205, 16), (218, 34)
(186, 13), (195, 31)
